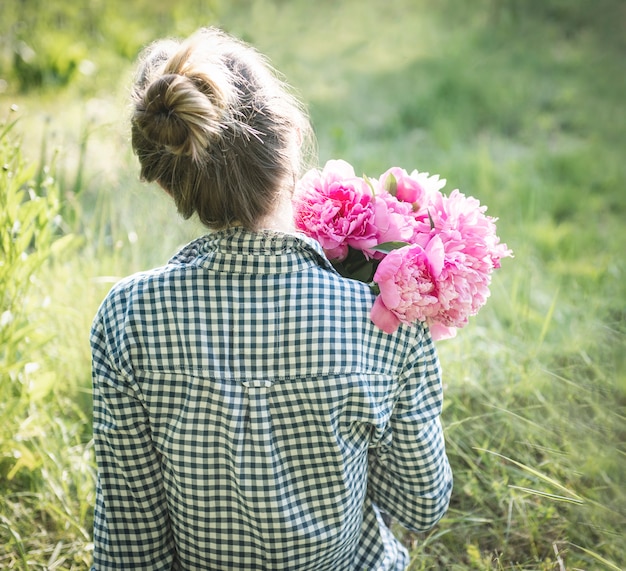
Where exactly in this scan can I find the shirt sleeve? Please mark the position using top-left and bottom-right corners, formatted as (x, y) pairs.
(367, 326), (453, 532)
(91, 316), (177, 571)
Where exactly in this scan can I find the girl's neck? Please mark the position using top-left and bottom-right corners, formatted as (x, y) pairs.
(257, 187), (296, 233)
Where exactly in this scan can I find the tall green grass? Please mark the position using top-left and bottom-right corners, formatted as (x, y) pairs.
(0, 118), (94, 568)
(1, 0), (624, 568)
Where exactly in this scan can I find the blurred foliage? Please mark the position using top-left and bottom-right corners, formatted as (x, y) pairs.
(0, 115), (93, 569)
(0, 117), (68, 482)
(0, 0), (220, 92)
(0, 0), (624, 568)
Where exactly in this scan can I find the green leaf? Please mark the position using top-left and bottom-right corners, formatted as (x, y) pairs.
(27, 371), (57, 402)
(331, 247), (377, 283)
(427, 209), (435, 230)
(0, 118), (18, 140)
(384, 172), (398, 196)
(50, 233), (79, 256)
(363, 174), (376, 197)
(370, 241), (411, 254)
(6, 444), (41, 480)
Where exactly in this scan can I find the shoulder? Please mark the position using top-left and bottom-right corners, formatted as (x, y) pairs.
(93, 263), (183, 326)
(304, 267), (427, 371)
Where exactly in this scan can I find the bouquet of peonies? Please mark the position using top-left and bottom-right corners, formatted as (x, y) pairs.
(293, 159), (513, 340)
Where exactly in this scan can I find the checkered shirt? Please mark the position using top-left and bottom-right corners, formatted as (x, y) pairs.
(91, 227), (452, 571)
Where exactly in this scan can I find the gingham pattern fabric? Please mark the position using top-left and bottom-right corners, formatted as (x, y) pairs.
(91, 227), (452, 571)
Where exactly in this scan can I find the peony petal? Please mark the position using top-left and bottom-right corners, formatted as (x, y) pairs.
(370, 296), (401, 334)
(323, 244), (349, 261)
(428, 322), (457, 340)
(425, 235), (445, 277)
(323, 159), (356, 182)
(373, 252), (403, 308)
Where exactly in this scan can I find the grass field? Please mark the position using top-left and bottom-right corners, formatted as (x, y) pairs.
(1, 0), (624, 569)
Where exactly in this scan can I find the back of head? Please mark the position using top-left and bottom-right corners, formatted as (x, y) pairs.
(131, 28), (313, 230)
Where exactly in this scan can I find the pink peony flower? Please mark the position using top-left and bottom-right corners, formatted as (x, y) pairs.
(293, 160), (380, 261)
(370, 236), (445, 333)
(434, 254), (490, 328)
(293, 160), (512, 339)
(362, 189), (418, 260)
(379, 167), (427, 205)
(416, 190), (512, 332)
(379, 166), (447, 207)
(422, 189), (512, 269)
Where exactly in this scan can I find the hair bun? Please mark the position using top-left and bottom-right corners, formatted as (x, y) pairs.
(133, 73), (224, 161)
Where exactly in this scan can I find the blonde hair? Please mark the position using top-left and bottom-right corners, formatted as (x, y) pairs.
(130, 28), (314, 230)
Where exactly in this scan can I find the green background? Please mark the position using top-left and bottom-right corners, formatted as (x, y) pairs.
(1, 1), (624, 568)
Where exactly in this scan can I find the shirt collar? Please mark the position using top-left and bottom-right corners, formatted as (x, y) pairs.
(168, 227), (337, 275)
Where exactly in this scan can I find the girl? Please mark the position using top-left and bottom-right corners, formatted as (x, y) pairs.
(91, 27), (452, 571)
